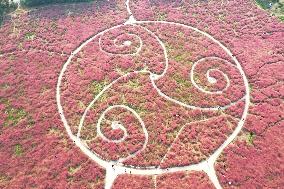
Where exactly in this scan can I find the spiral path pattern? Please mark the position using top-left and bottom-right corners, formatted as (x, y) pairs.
(56, 1), (250, 188)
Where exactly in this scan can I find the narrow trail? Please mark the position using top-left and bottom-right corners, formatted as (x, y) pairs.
(56, 1), (250, 189)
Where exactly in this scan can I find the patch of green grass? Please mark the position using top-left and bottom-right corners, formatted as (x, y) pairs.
(27, 115), (35, 127)
(173, 74), (190, 86)
(173, 53), (191, 62)
(8, 54), (15, 61)
(50, 22), (58, 30)
(14, 144), (23, 156)
(173, 73), (192, 88)
(174, 54), (184, 62)
(97, 93), (109, 104)
(78, 101), (86, 109)
(218, 13), (226, 21)
(172, 73), (197, 103)
(164, 42), (174, 52)
(0, 83), (9, 89)
(156, 11), (167, 21)
(173, 75), (185, 84)
(89, 80), (109, 97)
(0, 173), (11, 183)
(17, 42), (23, 50)
(247, 132), (256, 145)
(192, 74), (201, 86)
(115, 67), (132, 76)
(68, 165), (81, 174)
(127, 79), (141, 89)
(0, 98), (8, 106)
(132, 104), (147, 115)
(177, 31), (185, 38)
(48, 127), (61, 135)
(24, 32), (36, 40)
(4, 107), (27, 127)
(249, 83), (254, 92)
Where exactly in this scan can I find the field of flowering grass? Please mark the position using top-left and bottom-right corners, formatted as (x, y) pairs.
(0, 0), (283, 189)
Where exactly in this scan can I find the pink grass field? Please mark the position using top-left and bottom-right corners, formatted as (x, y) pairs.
(0, 0), (283, 188)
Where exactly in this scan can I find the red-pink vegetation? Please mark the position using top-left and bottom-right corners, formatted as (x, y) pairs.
(216, 121), (284, 188)
(84, 106), (147, 161)
(112, 171), (215, 189)
(0, 1), (128, 188)
(129, 0), (283, 188)
(160, 116), (238, 168)
(0, 0), (283, 188)
(113, 174), (154, 189)
(143, 23), (246, 108)
(60, 16), (245, 167)
(156, 171), (215, 189)
(60, 24), (167, 135)
(78, 71), (239, 167)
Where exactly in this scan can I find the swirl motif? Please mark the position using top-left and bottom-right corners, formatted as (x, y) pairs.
(99, 26), (143, 55)
(57, 10), (250, 189)
(79, 104), (148, 163)
(190, 57), (231, 94)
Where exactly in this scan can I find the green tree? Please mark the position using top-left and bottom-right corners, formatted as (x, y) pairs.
(21, 0), (95, 7)
(0, 0), (17, 25)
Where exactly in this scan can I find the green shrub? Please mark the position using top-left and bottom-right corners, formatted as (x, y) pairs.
(255, 0), (284, 22)
(255, 0), (279, 9)
(0, 0), (17, 24)
(21, 0), (95, 7)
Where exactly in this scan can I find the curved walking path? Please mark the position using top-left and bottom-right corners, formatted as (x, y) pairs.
(56, 1), (250, 188)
